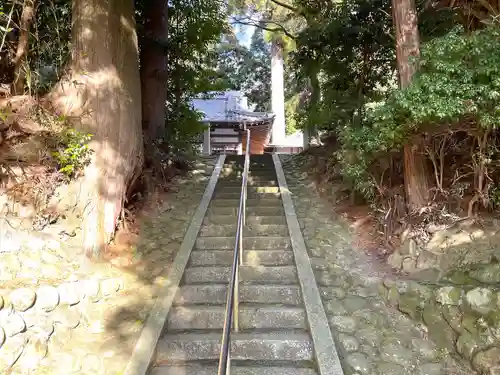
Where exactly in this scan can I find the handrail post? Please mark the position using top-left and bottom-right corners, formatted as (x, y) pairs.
(234, 265), (239, 332)
(238, 217), (243, 267)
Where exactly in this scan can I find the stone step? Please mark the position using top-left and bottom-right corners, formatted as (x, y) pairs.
(216, 186), (280, 194)
(218, 181), (279, 187)
(222, 164), (275, 169)
(156, 331), (314, 362)
(152, 364), (317, 375)
(173, 285), (302, 306)
(220, 165), (274, 170)
(218, 176), (278, 183)
(220, 171), (276, 176)
(195, 236), (291, 250)
(200, 224), (288, 237)
(226, 156), (272, 161)
(167, 306), (306, 331)
(189, 250), (294, 267)
(213, 191), (281, 199)
(207, 206), (284, 216)
(220, 169), (277, 175)
(210, 198), (282, 207)
(222, 163), (274, 167)
(218, 177), (278, 184)
(220, 175), (277, 180)
(183, 266), (298, 284)
(203, 215), (286, 226)
(225, 161), (273, 166)
(224, 159), (273, 164)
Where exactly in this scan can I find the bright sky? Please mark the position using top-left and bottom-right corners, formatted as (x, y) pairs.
(233, 23), (255, 47)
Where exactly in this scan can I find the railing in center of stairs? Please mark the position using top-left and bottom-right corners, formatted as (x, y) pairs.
(216, 126), (251, 375)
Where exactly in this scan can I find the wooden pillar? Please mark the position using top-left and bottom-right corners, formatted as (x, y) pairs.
(242, 127), (271, 154)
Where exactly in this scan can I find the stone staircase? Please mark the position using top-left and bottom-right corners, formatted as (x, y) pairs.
(151, 154), (318, 375)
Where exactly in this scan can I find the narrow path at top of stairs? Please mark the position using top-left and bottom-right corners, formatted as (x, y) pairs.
(148, 154), (337, 375)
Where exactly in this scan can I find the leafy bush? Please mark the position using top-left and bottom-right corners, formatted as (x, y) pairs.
(52, 129), (92, 178)
(165, 103), (206, 155)
(339, 26), (500, 197)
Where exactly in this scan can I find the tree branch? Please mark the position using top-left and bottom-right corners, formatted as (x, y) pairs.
(230, 16), (296, 39)
(269, 0), (299, 13)
(13, 0), (37, 95)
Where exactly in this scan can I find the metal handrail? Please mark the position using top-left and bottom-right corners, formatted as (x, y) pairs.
(217, 125), (251, 375)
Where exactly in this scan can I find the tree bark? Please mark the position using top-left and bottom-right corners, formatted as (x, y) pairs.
(309, 67), (320, 145)
(303, 68), (319, 150)
(49, 0), (143, 259)
(392, 0), (430, 211)
(140, 0), (168, 143)
(12, 0), (37, 95)
(271, 39), (286, 145)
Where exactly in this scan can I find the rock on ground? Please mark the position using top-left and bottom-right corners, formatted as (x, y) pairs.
(281, 154), (473, 375)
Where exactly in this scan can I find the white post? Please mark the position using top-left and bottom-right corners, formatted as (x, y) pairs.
(271, 40), (286, 146)
(203, 125), (211, 156)
(303, 127), (310, 151)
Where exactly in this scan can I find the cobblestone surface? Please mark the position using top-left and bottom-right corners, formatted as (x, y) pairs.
(280, 155), (473, 375)
(0, 157), (216, 374)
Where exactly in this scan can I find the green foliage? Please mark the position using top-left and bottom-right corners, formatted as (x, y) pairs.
(214, 34), (250, 91)
(0, 0), (228, 158)
(29, 0), (72, 94)
(396, 27), (500, 129)
(339, 27), (500, 197)
(0, 0), (72, 93)
(215, 28), (271, 111)
(490, 186), (500, 209)
(240, 28), (271, 111)
(285, 93), (299, 135)
(166, 102), (207, 155)
(229, 0), (304, 45)
(285, 0), (457, 135)
(52, 129), (93, 178)
(138, 0), (229, 152)
(291, 0), (395, 132)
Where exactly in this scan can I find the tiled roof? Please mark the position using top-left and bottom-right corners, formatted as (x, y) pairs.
(191, 91), (274, 124)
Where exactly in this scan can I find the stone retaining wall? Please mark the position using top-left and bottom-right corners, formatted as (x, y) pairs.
(380, 278), (500, 374)
(388, 221), (500, 278)
(0, 277), (122, 373)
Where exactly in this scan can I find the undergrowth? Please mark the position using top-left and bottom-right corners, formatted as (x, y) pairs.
(333, 27), (500, 223)
(288, 27), (500, 244)
(52, 128), (92, 178)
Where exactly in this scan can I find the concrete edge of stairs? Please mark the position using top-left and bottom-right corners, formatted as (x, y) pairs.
(124, 155), (226, 375)
(272, 154), (345, 375)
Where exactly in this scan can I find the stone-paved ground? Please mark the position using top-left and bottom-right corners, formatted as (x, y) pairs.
(280, 155), (473, 375)
(3, 157), (216, 375)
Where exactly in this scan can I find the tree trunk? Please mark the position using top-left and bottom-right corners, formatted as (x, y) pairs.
(12, 0), (37, 95)
(49, 0), (143, 259)
(403, 138), (430, 209)
(140, 0), (168, 143)
(271, 39), (286, 145)
(303, 69), (319, 150)
(309, 67), (320, 145)
(302, 126), (309, 150)
(392, 0), (430, 211)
